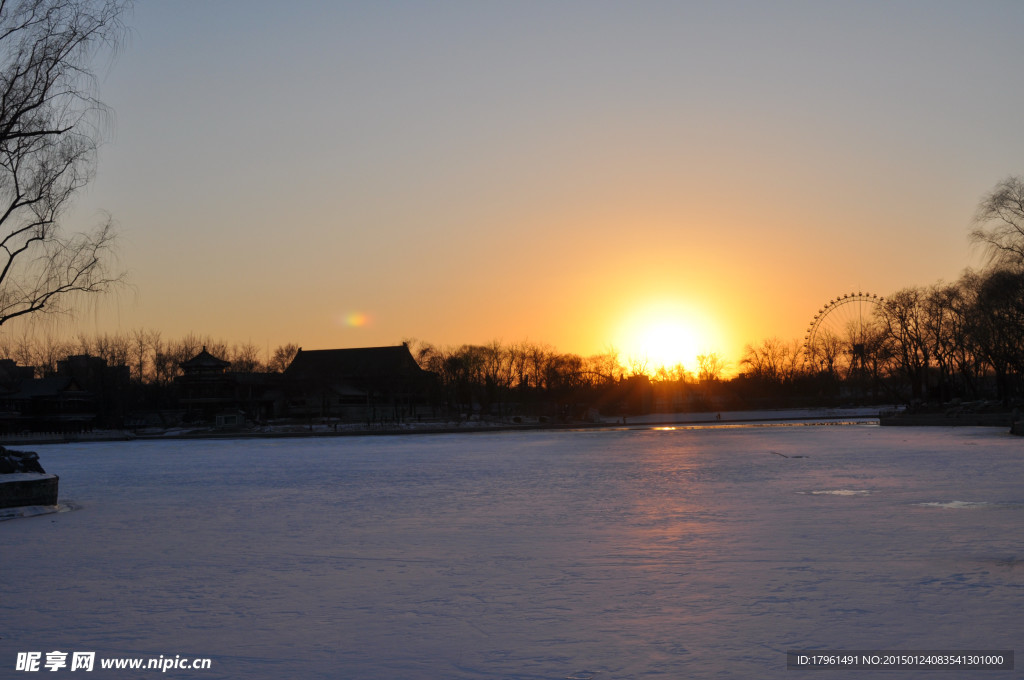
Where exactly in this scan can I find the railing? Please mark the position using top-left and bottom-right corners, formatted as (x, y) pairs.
(0, 430), (131, 445)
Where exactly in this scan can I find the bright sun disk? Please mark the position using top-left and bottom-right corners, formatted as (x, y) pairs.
(615, 301), (722, 375)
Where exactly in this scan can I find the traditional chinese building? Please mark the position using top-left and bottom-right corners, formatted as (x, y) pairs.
(176, 347), (234, 422)
(283, 344), (432, 422)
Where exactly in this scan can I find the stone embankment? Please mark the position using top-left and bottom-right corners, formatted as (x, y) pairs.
(879, 403), (1024, 434)
(0, 447), (58, 509)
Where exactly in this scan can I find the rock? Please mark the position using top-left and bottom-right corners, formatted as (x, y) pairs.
(0, 448), (46, 474)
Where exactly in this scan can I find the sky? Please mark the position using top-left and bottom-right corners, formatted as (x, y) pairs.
(28, 0), (1024, 370)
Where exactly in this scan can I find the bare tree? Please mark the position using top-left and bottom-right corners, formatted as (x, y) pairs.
(626, 354), (649, 377)
(970, 175), (1024, 269)
(267, 342), (300, 373)
(805, 329), (842, 377)
(741, 337), (785, 383)
(877, 288), (931, 399)
(92, 329), (127, 365)
(0, 0), (129, 327)
(967, 268), (1024, 402)
(523, 343), (554, 391)
(229, 341), (263, 373)
(585, 348), (623, 384)
(696, 352), (728, 383)
(128, 327), (157, 382)
(33, 331), (70, 374)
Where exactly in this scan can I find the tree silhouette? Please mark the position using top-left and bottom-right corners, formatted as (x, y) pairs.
(0, 0), (129, 326)
(696, 352), (727, 383)
(970, 175), (1024, 269)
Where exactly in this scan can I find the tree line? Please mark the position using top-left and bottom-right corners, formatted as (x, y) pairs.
(1, 173), (1022, 419)
(741, 175), (1024, 407)
(0, 331), (300, 384)
(0, 267), (1018, 420)
(738, 267), (1024, 406)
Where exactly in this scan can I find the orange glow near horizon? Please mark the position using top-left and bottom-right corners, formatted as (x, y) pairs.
(612, 300), (729, 376)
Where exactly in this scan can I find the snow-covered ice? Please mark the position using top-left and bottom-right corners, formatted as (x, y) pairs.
(1, 423), (1021, 678)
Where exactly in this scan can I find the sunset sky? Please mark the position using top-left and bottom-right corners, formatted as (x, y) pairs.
(37, 1), (1024, 371)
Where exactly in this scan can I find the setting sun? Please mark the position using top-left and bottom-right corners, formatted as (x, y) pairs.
(613, 301), (726, 375)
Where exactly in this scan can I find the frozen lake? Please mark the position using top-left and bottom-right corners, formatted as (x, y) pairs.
(2, 424), (1021, 679)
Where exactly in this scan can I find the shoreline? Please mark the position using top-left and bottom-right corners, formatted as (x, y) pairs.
(136, 413), (884, 442)
(0, 408), (885, 445)
(9, 405), (1021, 445)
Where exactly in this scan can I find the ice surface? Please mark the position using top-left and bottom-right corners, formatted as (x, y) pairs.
(0, 503), (69, 522)
(0, 423), (1021, 679)
(799, 489), (872, 496)
(918, 500), (1024, 509)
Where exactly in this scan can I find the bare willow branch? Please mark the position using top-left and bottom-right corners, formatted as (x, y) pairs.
(0, 0), (129, 327)
(970, 175), (1024, 269)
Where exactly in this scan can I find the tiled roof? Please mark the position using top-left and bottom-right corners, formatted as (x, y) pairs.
(284, 345), (422, 382)
(180, 346), (231, 370)
(9, 377), (83, 399)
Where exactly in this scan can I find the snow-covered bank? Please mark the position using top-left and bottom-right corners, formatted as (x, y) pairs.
(1, 425), (1020, 679)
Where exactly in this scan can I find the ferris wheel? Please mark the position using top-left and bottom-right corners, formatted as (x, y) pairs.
(804, 292), (884, 371)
